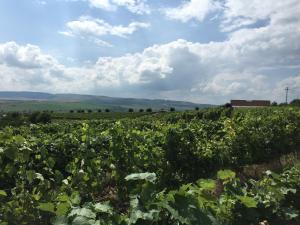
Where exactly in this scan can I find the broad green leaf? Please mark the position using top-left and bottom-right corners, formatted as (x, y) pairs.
(38, 202), (56, 213)
(72, 216), (95, 225)
(217, 170), (236, 180)
(56, 202), (71, 216)
(35, 173), (44, 181)
(0, 190), (7, 197)
(282, 207), (299, 219)
(238, 196), (257, 208)
(125, 172), (157, 183)
(26, 170), (35, 184)
(129, 209), (159, 224)
(57, 194), (70, 202)
(69, 207), (96, 219)
(52, 216), (68, 225)
(197, 179), (216, 190)
(70, 191), (81, 205)
(14, 135), (25, 145)
(94, 202), (113, 215)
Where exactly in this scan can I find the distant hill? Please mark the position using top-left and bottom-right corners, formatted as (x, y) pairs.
(0, 91), (213, 112)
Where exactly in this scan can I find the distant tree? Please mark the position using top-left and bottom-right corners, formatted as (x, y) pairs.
(290, 99), (300, 107)
(87, 109), (93, 113)
(271, 101), (278, 106)
(224, 103), (232, 108)
(146, 108), (152, 112)
(139, 109), (144, 112)
(0, 112), (25, 127)
(105, 109), (110, 113)
(128, 108), (134, 113)
(29, 111), (51, 124)
(70, 110), (74, 113)
(195, 107), (200, 111)
(279, 103), (288, 106)
(28, 112), (40, 124)
(38, 112), (52, 124)
(98, 109), (102, 113)
(170, 107), (175, 112)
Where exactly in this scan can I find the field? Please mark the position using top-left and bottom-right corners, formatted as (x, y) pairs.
(1, 107), (300, 225)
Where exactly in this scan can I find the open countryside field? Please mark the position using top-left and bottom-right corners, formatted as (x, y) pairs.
(1, 107), (300, 225)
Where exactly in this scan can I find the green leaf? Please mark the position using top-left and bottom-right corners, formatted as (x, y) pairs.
(94, 202), (113, 215)
(0, 190), (7, 197)
(125, 172), (157, 183)
(14, 135), (25, 145)
(72, 216), (95, 225)
(57, 193), (70, 202)
(35, 173), (44, 181)
(70, 191), (81, 205)
(282, 207), (299, 220)
(38, 202), (56, 213)
(52, 216), (68, 225)
(69, 207), (96, 219)
(217, 170), (236, 180)
(129, 210), (159, 224)
(56, 202), (71, 216)
(197, 179), (216, 191)
(238, 196), (257, 208)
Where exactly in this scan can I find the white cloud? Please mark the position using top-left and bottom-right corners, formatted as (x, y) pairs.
(60, 16), (150, 46)
(221, 0), (300, 31)
(165, 0), (221, 23)
(88, 0), (150, 14)
(89, 0), (116, 11)
(0, 42), (57, 69)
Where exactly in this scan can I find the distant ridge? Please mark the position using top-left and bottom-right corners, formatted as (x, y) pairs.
(0, 91), (213, 112)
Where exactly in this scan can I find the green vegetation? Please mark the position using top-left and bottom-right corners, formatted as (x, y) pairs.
(0, 107), (300, 225)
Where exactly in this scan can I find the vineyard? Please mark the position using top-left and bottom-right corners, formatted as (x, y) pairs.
(0, 107), (300, 225)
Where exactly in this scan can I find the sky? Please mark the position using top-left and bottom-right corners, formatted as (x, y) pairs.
(0, 0), (300, 104)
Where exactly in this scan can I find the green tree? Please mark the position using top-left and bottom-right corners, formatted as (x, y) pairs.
(290, 99), (300, 107)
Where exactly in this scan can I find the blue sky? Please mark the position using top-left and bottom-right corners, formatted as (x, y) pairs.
(0, 0), (300, 103)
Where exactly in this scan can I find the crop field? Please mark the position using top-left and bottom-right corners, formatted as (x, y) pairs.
(0, 107), (300, 225)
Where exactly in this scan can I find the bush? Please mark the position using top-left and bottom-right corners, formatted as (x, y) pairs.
(29, 111), (52, 124)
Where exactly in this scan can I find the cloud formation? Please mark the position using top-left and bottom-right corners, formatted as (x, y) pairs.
(89, 0), (150, 14)
(165, 0), (221, 23)
(60, 16), (150, 46)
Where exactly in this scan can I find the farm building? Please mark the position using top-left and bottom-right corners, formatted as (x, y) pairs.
(230, 100), (271, 108)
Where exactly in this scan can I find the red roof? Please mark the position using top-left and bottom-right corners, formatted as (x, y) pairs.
(231, 100), (271, 107)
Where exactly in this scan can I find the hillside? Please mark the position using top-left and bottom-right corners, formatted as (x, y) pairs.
(0, 91), (212, 112)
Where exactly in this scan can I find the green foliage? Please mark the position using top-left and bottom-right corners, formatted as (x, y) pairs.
(290, 99), (300, 107)
(28, 111), (52, 124)
(0, 107), (300, 224)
